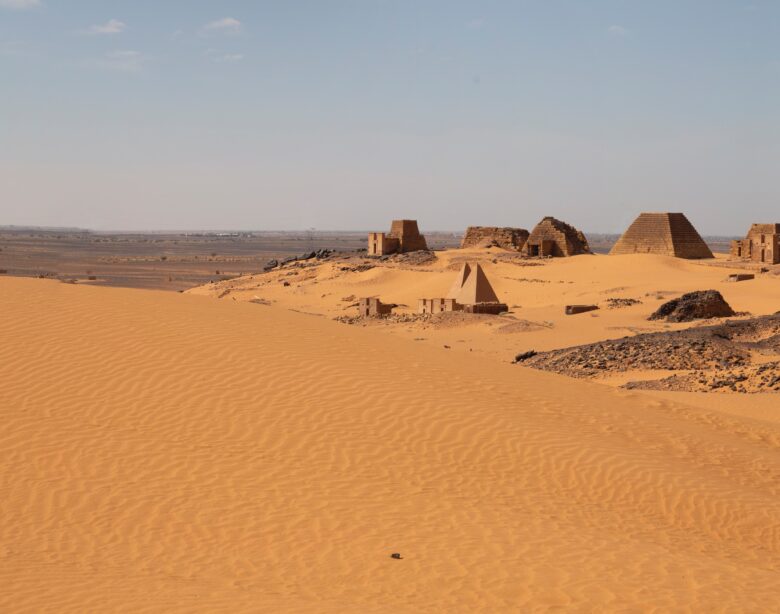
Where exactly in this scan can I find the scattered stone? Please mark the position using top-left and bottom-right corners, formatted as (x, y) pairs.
(339, 264), (375, 273)
(390, 553), (403, 560)
(605, 297), (642, 309)
(523, 314), (780, 392)
(648, 290), (735, 322)
(624, 361), (780, 393)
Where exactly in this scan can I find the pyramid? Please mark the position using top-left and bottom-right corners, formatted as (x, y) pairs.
(447, 263), (471, 299)
(523, 217), (590, 257)
(454, 263), (500, 305)
(610, 213), (713, 259)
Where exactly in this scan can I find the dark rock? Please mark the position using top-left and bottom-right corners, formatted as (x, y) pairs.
(513, 350), (538, 363)
(648, 290), (735, 323)
(565, 304), (599, 315)
(263, 259), (279, 271)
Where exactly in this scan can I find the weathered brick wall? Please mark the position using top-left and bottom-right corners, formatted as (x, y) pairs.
(460, 226), (529, 250)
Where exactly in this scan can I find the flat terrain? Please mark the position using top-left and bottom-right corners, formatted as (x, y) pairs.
(1, 276), (779, 612)
(0, 229), (459, 291)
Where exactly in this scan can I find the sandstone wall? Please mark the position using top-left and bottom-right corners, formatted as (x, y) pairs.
(460, 226), (529, 250)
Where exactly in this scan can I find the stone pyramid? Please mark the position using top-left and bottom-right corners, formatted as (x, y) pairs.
(454, 263), (500, 305)
(610, 213), (713, 259)
(447, 263), (471, 299)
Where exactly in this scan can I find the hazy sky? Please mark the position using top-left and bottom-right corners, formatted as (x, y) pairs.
(1, 1), (778, 233)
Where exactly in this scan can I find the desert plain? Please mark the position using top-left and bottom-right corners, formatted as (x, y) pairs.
(1, 238), (779, 612)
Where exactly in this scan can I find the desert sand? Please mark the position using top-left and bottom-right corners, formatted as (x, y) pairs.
(2, 274), (779, 612)
(192, 249), (780, 364)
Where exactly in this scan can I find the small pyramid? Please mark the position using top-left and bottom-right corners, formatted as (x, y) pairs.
(455, 263), (500, 305)
(610, 213), (713, 259)
(447, 263), (471, 299)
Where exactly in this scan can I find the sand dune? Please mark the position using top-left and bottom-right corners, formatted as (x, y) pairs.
(193, 250), (780, 359)
(2, 277), (779, 611)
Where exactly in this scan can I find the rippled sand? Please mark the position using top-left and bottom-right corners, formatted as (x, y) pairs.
(2, 277), (778, 611)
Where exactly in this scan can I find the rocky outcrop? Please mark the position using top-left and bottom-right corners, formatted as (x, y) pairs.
(648, 290), (735, 322)
(460, 226), (529, 250)
(518, 314), (780, 392)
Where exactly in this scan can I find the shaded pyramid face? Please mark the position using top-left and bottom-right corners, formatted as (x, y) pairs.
(455, 263), (500, 305)
(609, 213), (713, 259)
(447, 263), (471, 299)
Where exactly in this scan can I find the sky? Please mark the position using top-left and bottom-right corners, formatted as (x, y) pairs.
(1, 1), (778, 233)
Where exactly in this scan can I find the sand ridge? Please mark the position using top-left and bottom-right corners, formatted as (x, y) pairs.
(1, 276), (779, 611)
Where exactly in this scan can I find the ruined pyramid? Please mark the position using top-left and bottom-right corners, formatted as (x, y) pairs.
(610, 213), (713, 259)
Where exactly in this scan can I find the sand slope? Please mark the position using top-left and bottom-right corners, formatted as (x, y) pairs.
(191, 250), (780, 360)
(2, 277), (779, 612)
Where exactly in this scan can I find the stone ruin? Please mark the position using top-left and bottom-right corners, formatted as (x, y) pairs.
(358, 297), (394, 317)
(368, 220), (428, 256)
(522, 217), (590, 257)
(648, 290), (734, 323)
(418, 263), (507, 315)
(460, 226), (529, 251)
(610, 212), (713, 259)
(730, 223), (780, 265)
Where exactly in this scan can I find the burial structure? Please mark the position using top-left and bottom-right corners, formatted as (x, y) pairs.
(730, 224), (780, 265)
(460, 226), (529, 251)
(358, 297), (394, 317)
(522, 217), (590, 257)
(368, 220), (428, 256)
(418, 263), (507, 314)
(610, 213), (713, 259)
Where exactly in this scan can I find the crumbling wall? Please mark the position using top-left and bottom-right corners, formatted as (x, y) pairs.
(460, 226), (529, 250)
